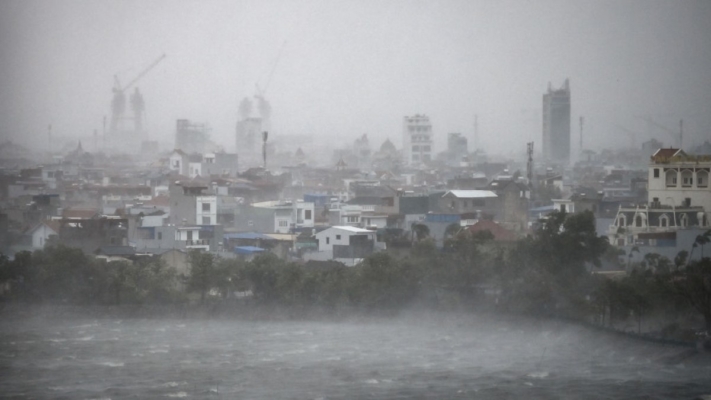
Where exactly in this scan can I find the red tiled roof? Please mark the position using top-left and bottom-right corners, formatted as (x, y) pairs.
(651, 148), (685, 161)
(467, 220), (517, 242)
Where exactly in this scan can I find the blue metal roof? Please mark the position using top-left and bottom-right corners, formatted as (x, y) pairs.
(234, 246), (265, 255)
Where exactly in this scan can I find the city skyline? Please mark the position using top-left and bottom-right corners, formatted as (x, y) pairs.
(1, 0), (710, 156)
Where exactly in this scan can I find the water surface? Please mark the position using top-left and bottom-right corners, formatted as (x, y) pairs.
(1, 309), (710, 399)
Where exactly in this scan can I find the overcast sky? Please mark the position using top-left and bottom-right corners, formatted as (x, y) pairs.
(1, 0), (710, 156)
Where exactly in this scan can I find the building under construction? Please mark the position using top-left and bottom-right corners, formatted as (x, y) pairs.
(542, 79), (571, 165)
(175, 119), (211, 154)
(107, 54), (165, 153)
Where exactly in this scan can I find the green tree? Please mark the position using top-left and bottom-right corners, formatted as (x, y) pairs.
(187, 250), (217, 303)
(673, 258), (711, 331)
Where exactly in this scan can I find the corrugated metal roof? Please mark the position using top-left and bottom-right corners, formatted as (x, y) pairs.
(443, 190), (497, 199)
(224, 232), (274, 240)
(234, 246), (265, 255)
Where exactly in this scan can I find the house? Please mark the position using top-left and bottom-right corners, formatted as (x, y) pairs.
(168, 150), (189, 176)
(235, 200), (315, 234)
(486, 179), (530, 232)
(27, 220), (60, 250)
(439, 190), (498, 216)
(305, 226), (384, 266)
(169, 182), (217, 226)
(647, 148), (711, 212)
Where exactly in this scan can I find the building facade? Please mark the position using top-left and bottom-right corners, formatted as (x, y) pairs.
(402, 114), (433, 167)
(542, 79), (571, 164)
(647, 148), (711, 212)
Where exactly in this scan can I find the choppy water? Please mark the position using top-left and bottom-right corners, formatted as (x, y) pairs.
(1, 309), (710, 399)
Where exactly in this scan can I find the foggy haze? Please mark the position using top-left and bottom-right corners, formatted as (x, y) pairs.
(1, 0), (710, 155)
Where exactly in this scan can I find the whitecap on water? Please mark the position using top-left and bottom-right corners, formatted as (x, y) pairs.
(364, 379), (379, 384)
(165, 392), (188, 397)
(526, 371), (549, 379)
(98, 361), (124, 367)
(75, 336), (94, 341)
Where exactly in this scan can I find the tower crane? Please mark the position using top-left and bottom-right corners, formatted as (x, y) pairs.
(635, 115), (683, 149)
(110, 53), (166, 135)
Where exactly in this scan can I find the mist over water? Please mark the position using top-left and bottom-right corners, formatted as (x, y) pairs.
(2, 309), (710, 399)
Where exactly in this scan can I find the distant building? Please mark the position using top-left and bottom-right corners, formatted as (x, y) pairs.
(447, 133), (468, 167)
(402, 114), (433, 167)
(235, 96), (270, 168)
(542, 80), (571, 164)
(175, 119), (211, 154)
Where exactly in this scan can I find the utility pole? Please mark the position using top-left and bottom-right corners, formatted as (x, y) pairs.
(473, 114), (479, 150)
(527, 142), (534, 187)
(47, 124), (52, 155)
(679, 119), (683, 150)
(579, 116), (584, 152)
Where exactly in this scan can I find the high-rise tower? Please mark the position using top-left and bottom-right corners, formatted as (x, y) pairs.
(542, 79), (571, 164)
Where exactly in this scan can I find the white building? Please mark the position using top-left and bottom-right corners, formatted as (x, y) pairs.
(305, 226), (385, 266)
(648, 148), (711, 211)
(27, 221), (59, 250)
(402, 114), (433, 167)
(196, 196), (217, 225)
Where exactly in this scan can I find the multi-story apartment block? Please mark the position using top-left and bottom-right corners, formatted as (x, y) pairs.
(402, 114), (433, 167)
(169, 182), (217, 226)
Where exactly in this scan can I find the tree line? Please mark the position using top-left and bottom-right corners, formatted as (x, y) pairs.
(1, 211), (710, 337)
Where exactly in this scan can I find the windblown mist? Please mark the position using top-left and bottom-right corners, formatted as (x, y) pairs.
(2, 309), (710, 399)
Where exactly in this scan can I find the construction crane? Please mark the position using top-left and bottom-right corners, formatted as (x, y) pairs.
(110, 54), (166, 135)
(614, 124), (641, 149)
(635, 115), (683, 149)
(253, 41), (286, 123)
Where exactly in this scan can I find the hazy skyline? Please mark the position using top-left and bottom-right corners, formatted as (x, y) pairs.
(1, 0), (710, 157)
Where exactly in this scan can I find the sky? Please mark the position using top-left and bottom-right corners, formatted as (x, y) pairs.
(1, 0), (710, 157)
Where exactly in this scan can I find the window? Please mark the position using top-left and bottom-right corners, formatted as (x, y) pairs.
(618, 215), (626, 227)
(347, 216), (358, 223)
(680, 214), (688, 227)
(305, 210), (312, 220)
(187, 231), (193, 241)
(326, 237), (330, 245)
(202, 203), (211, 212)
(635, 215), (643, 227)
(336, 235), (341, 240)
(561, 204), (567, 213)
(698, 171), (708, 188)
(173, 160), (180, 167)
(423, 146), (431, 152)
(682, 170), (693, 187)
(666, 170), (677, 187)
(653, 168), (659, 178)
(659, 215), (668, 228)
(473, 199), (485, 206)
(202, 217), (210, 225)
(279, 220), (288, 227)
(157, 232), (162, 240)
(412, 145), (420, 152)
